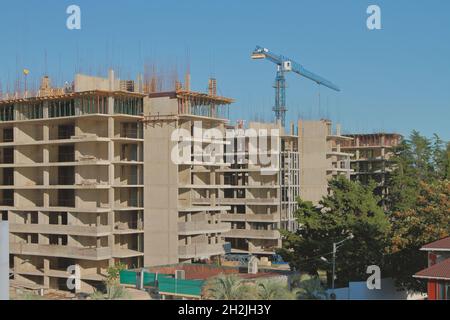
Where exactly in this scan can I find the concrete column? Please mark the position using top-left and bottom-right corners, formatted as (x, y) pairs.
(43, 258), (50, 288)
(43, 101), (49, 119)
(43, 191), (49, 208)
(13, 255), (20, 275)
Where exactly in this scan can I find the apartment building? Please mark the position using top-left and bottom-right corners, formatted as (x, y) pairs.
(341, 133), (402, 200)
(142, 89), (233, 266)
(218, 121), (300, 257)
(0, 68), (355, 292)
(1, 72), (145, 292)
(298, 119), (354, 204)
(0, 71), (236, 292)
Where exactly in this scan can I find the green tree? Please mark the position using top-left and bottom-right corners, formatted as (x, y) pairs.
(90, 263), (129, 300)
(386, 131), (448, 212)
(444, 142), (450, 179)
(383, 131), (449, 291)
(279, 176), (390, 287)
(387, 180), (450, 291)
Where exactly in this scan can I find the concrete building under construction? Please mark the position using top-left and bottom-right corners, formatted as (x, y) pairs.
(0, 70), (353, 293)
(298, 119), (354, 204)
(219, 119), (353, 255)
(219, 121), (300, 256)
(0, 71), (235, 292)
(341, 133), (402, 201)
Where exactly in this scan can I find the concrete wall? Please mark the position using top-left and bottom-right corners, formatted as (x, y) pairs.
(143, 98), (179, 266)
(0, 221), (9, 300)
(298, 120), (329, 204)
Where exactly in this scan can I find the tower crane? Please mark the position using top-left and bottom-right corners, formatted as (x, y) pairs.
(251, 46), (340, 127)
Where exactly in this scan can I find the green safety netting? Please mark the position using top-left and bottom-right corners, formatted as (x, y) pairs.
(119, 270), (204, 297)
(158, 277), (204, 297)
(119, 270), (138, 285)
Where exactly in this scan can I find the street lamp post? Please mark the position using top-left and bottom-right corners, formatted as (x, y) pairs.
(330, 234), (354, 298)
(332, 242), (336, 293)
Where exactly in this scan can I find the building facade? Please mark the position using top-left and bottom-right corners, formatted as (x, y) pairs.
(298, 119), (354, 204)
(1, 73), (146, 292)
(219, 121), (300, 257)
(341, 133), (402, 201)
(1, 72), (234, 292)
(141, 90), (233, 266)
(1, 70), (354, 292)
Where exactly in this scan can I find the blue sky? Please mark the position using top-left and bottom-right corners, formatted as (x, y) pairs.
(0, 0), (449, 140)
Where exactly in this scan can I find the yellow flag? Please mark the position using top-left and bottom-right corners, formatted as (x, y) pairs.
(23, 69), (30, 75)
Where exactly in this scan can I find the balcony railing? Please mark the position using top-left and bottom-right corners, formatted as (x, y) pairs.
(178, 221), (231, 235)
(225, 228), (280, 240)
(9, 224), (111, 236)
(219, 213), (279, 222)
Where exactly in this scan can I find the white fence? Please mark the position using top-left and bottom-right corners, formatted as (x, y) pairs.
(327, 278), (425, 300)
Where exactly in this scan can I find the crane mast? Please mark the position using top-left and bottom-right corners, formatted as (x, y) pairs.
(251, 46), (340, 127)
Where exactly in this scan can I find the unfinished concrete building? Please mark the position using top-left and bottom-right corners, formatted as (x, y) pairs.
(1, 72), (145, 292)
(219, 121), (300, 257)
(0, 68), (355, 292)
(298, 119), (354, 204)
(341, 133), (402, 200)
(142, 89), (233, 266)
(1, 71), (234, 292)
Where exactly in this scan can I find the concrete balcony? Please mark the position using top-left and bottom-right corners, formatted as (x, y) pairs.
(219, 213), (279, 223)
(222, 185), (280, 189)
(178, 242), (231, 260)
(9, 223), (111, 237)
(224, 229), (280, 240)
(178, 221), (231, 236)
(0, 184), (110, 190)
(0, 160), (110, 168)
(46, 269), (105, 281)
(0, 206), (111, 213)
(10, 243), (112, 261)
(327, 151), (354, 158)
(113, 221), (144, 234)
(192, 198), (280, 206)
(178, 206), (231, 213)
(327, 168), (354, 174)
(112, 248), (144, 258)
(0, 136), (110, 147)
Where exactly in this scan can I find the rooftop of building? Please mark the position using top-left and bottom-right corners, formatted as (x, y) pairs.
(343, 133), (403, 138)
(148, 90), (234, 105)
(420, 236), (450, 251)
(141, 263), (294, 281)
(0, 89), (146, 106)
(414, 258), (450, 281)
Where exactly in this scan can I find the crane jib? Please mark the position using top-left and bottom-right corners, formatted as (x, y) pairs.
(252, 46), (340, 126)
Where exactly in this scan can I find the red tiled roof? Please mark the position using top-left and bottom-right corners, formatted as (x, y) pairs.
(414, 258), (450, 280)
(421, 237), (450, 251)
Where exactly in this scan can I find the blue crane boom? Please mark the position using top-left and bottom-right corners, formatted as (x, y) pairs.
(251, 45), (340, 126)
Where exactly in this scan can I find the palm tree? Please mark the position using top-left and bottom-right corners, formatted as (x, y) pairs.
(294, 274), (328, 300)
(204, 274), (257, 300)
(257, 280), (295, 300)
